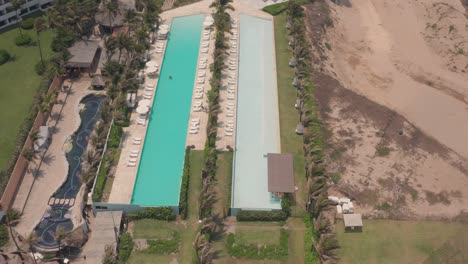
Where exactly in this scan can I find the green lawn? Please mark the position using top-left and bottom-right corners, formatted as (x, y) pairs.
(336, 220), (468, 264)
(0, 26), (54, 170)
(132, 219), (178, 240)
(236, 229), (281, 246)
(274, 12), (307, 212)
(127, 253), (174, 264)
(214, 151), (233, 217)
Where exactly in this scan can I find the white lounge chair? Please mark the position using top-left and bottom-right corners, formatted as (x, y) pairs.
(192, 117), (200, 124)
(132, 139), (141, 145)
(225, 130), (233, 136)
(127, 161), (136, 167)
(198, 71), (206, 77)
(226, 119), (234, 124)
(189, 128), (198, 134)
(130, 152), (139, 158)
(201, 48), (209, 53)
(131, 149), (140, 154)
(193, 105), (202, 112)
(197, 77), (205, 83)
(227, 93), (235, 100)
(194, 93), (203, 99)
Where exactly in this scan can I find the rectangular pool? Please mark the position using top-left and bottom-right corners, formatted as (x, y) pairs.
(231, 15), (281, 212)
(131, 15), (204, 207)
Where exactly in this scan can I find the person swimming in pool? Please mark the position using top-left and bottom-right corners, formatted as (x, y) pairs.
(169, 75), (173, 80)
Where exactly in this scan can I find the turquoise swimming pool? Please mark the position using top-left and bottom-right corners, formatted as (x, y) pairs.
(131, 15), (204, 207)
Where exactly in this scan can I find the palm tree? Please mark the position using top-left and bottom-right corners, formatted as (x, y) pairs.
(11, 0), (25, 37)
(115, 34), (133, 62)
(102, 0), (120, 30)
(104, 36), (118, 60)
(40, 92), (55, 114)
(34, 18), (47, 67)
(313, 214), (333, 238)
(194, 233), (214, 264)
(309, 194), (330, 218)
(313, 235), (340, 263)
(24, 232), (41, 264)
(21, 147), (36, 165)
(55, 225), (69, 257)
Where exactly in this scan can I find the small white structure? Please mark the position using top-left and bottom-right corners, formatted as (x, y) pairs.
(339, 197), (351, 205)
(328, 196), (340, 205)
(336, 204), (343, 214)
(157, 25), (169, 39)
(343, 213), (363, 232)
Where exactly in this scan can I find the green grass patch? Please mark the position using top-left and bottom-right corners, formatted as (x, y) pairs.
(263, 2), (289, 15)
(236, 229), (281, 246)
(143, 231), (180, 254)
(336, 220), (468, 264)
(132, 219), (178, 240)
(226, 229), (289, 260)
(274, 12), (307, 213)
(127, 253), (173, 264)
(214, 151), (233, 216)
(0, 26), (54, 170)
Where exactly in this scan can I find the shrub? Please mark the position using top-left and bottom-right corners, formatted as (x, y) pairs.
(118, 232), (134, 262)
(107, 124), (123, 149)
(236, 210), (288, 221)
(281, 193), (292, 216)
(35, 61), (46, 75)
(179, 147), (191, 219)
(262, 2), (288, 15)
(15, 34), (32, 46)
(92, 156), (107, 201)
(127, 207), (176, 221)
(20, 18), (35, 29)
(0, 224), (8, 247)
(0, 49), (11, 65)
(51, 29), (75, 52)
(5, 208), (21, 223)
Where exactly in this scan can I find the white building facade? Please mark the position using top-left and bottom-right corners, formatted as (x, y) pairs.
(0, 0), (52, 30)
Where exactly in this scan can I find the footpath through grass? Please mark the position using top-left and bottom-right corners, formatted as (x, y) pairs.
(336, 220), (468, 264)
(0, 26), (54, 170)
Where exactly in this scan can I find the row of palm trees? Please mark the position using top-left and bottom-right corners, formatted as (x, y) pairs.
(194, 1), (234, 263)
(286, 0), (340, 263)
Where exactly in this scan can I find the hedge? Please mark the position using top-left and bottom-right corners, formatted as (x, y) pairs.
(262, 2), (288, 15)
(127, 207), (176, 221)
(281, 193), (293, 216)
(236, 210), (288, 221)
(20, 18), (35, 29)
(226, 229), (289, 259)
(179, 147), (191, 219)
(0, 49), (11, 65)
(118, 232), (134, 263)
(108, 124), (123, 149)
(15, 34), (32, 46)
(92, 156), (107, 201)
(0, 224), (8, 247)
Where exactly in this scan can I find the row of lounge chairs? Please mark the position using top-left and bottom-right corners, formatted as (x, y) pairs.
(189, 118), (200, 134)
(199, 57), (208, 69)
(201, 29), (211, 53)
(155, 42), (165, 53)
(127, 149), (140, 167)
(224, 21), (238, 137)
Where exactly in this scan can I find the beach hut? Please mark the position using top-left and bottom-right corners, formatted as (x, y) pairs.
(343, 213), (363, 232)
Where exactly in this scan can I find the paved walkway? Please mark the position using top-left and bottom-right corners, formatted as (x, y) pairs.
(13, 78), (96, 237)
(73, 211), (122, 263)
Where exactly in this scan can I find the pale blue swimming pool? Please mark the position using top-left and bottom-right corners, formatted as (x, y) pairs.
(131, 15), (204, 207)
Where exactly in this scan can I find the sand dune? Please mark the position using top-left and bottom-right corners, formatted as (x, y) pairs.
(327, 0), (468, 159)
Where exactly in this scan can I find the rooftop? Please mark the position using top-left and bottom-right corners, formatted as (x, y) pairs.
(343, 213), (363, 227)
(267, 153), (294, 193)
(66, 41), (100, 68)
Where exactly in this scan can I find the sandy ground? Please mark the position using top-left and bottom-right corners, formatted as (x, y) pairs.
(304, 0), (468, 219)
